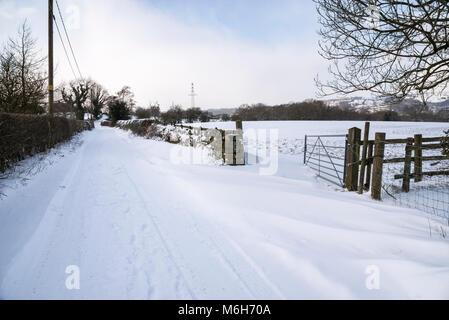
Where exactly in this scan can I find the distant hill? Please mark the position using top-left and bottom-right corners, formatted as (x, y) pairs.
(206, 108), (236, 116)
(205, 96), (449, 117)
(325, 96), (449, 114)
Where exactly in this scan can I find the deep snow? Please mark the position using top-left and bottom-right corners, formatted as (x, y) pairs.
(0, 124), (448, 299)
(194, 120), (449, 220)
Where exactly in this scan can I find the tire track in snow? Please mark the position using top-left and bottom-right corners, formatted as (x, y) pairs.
(223, 237), (287, 299)
(0, 132), (90, 298)
(168, 203), (257, 299)
(120, 164), (197, 299)
(148, 163), (287, 299)
(173, 192), (286, 299)
(115, 139), (261, 298)
(122, 139), (283, 299)
(183, 211), (285, 299)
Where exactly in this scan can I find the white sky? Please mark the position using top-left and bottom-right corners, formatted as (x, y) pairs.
(0, 0), (329, 110)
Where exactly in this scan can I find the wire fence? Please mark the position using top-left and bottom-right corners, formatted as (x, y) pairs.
(379, 135), (449, 225)
(302, 124), (449, 234)
(383, 184), (449, 225)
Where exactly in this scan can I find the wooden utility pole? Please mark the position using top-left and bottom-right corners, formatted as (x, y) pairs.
(48, 0), (54, 116)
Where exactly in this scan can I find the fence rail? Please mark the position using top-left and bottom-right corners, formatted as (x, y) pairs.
(338, 124), (449, 199)
(303, 122), (449, 224)
(385, 135), (449, 192)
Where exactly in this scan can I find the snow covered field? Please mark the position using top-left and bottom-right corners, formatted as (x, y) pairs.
(190, 120), (449, 153)
(0, 122), (448, 299)
(193, 121), (449, 219)
(192, 120), (449, 184)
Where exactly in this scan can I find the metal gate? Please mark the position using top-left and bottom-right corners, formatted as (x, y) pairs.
(303, 134), (348, 187)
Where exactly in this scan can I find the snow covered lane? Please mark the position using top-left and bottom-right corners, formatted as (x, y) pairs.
(0, 126), (448, 299)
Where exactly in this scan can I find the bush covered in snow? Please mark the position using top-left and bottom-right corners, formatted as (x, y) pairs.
(117, 120), (168, 141)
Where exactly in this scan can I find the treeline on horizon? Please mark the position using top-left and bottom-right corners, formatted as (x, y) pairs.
(230, 100), (449, 122)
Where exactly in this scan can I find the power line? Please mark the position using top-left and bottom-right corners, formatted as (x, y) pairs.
(55, 0), (83, 79)
(53, 14), (77, 79)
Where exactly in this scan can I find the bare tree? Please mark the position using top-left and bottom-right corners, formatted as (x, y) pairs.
(315, 0), (449, 103)
(0, 21), (46, 114)
(161, 105), (184, 125)
(89, 82), (109, 119)
(106, 86), (136, 122)
(185, 107), (202, 123)
(149, 103), (161, 119)
(116, 86), (136, 111)
(0, 50), (20, 113)
(134, 107), (151, 119)
(60, 79), (92, 120)
(134, 103), (160, 120)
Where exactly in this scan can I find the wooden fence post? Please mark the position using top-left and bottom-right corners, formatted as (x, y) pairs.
(371, 132), (386, 200)
(414, 134), (423, 182)
(358, 122), (370, 194)
(304, 135), (308, 164)
(221, 129), (226, 164)
(233, 136), (237, 165)
(236, 120), (243, 130)
(365, 141), (374, 191)
(345, 127), (361, 191)
(189, 128), (193, 147)
(402, 138), (413, 192)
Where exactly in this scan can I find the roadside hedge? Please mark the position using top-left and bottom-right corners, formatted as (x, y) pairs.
(0, 113), (94, 173)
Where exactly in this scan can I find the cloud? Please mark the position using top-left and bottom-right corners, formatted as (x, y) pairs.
(0, 1), (36, 20)
(0, 0), (46, 52)
(0, 0), (328, 109)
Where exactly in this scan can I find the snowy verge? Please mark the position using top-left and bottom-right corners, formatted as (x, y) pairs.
(116, 120), (224, 165)
(0, 132), (87, 199)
